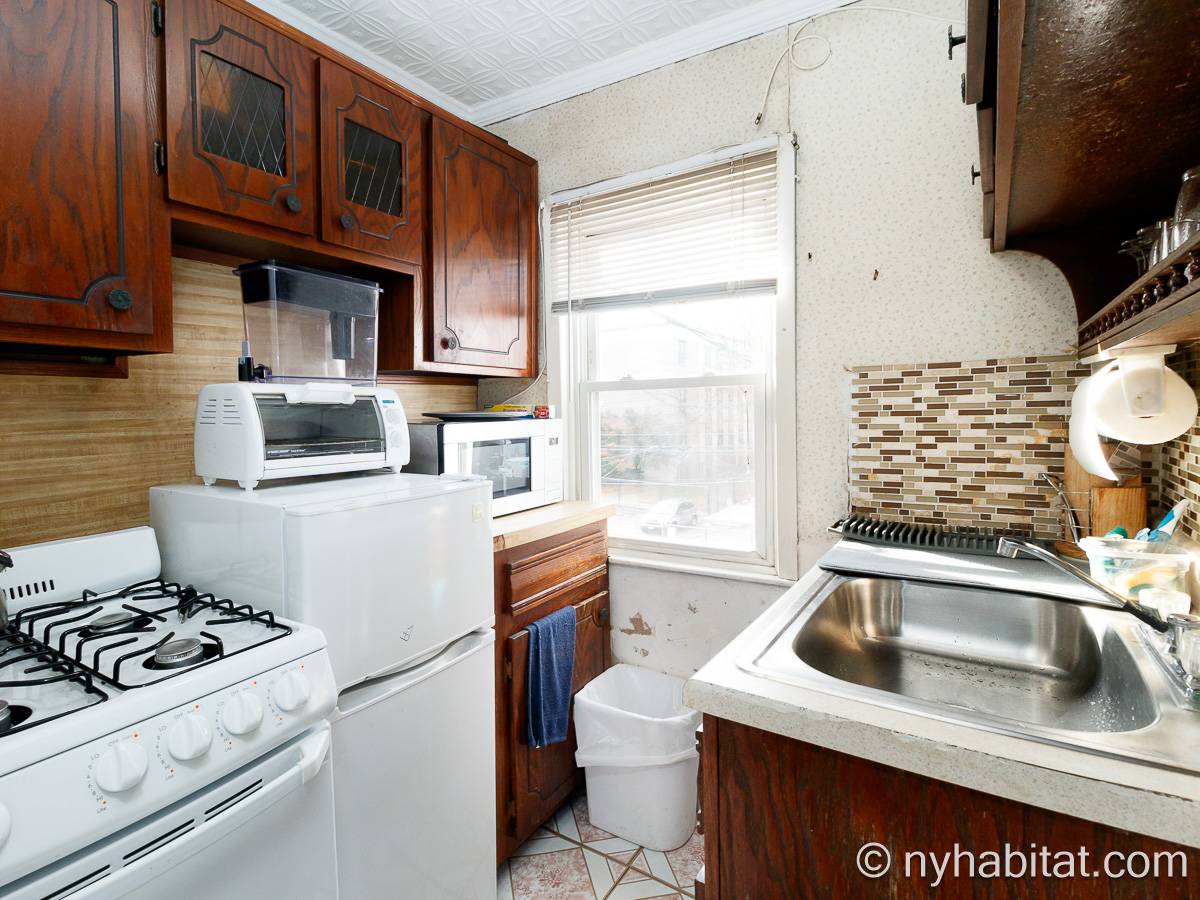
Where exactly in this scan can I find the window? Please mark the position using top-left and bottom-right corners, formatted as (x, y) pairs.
(548, 136), (797, 579)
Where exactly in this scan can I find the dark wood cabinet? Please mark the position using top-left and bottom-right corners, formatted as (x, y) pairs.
(495, 521), (611, 861)
(318, 59), (428, 265)
(702, 715), (1200, 899)
(0, 0), (540, 375)
(0, 0), (169, 354)
(164, 0), (317, 235)
(430, 119), (536, 375)
(505, 590), (609, 845)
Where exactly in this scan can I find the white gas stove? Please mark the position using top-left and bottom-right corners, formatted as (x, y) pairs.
(0, 527), (337, 898)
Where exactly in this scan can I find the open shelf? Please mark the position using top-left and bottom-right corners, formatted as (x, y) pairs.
(1077, 233), (1200, 357)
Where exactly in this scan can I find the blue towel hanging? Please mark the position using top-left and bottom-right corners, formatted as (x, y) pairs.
(525, 606), (576, 748)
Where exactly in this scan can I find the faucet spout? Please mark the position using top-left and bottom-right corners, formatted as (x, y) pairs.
(996, 538), (1169, 633)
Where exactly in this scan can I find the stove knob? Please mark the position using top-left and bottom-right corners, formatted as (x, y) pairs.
(0, 802), (10, 849)
(221, 693), (264, 736)
(167, 714), (213, 761)
(271, 670), (311, 713)
(94, 740), (148, 794)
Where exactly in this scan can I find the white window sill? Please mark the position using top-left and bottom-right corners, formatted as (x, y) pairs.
(607, 549), (796, 587)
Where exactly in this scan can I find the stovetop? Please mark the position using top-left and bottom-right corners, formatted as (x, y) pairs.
(1, 578), (292, 738)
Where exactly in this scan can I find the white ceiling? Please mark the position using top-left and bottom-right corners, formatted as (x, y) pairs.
(250, 0), (846, 125)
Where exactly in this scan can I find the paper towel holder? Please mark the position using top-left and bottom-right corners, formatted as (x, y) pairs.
(1092, 344), (1177, 418)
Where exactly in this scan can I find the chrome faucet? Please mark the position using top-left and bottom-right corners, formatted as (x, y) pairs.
(996, 538), (1169, 632)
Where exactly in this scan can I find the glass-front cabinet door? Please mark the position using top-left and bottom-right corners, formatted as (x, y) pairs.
(319, 59), (428, 265)
(164, 0), (316, 234)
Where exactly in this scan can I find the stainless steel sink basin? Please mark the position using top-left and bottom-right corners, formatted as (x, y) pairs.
(740, 570), (1200, 773)
(792, 578), (1156, 733)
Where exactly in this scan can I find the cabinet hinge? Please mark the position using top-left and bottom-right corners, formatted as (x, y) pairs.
(503, 658), (512, 682)
(507, 799), (516, 821)
(153, 141), (166, 176)
(150, 0), (164, 37)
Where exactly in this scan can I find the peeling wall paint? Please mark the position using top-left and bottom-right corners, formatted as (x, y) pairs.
(607, 564), (784, 678)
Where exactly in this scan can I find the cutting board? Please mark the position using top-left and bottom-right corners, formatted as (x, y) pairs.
(1088, 486), (1148, 538)
(1063, 445), (1142, 535)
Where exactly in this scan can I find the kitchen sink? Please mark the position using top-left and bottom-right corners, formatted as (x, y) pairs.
(792, 578), (1157, 733)
(740, 569), (1200, 773)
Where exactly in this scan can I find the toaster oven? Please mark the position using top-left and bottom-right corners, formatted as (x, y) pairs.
(195, 382), (410, 489)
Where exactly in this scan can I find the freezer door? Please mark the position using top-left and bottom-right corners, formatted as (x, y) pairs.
(283, 479), (494, 689)
(332, 630), (496, 900)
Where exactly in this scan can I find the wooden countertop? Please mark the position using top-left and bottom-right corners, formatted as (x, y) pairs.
(492, 501), (614, 552)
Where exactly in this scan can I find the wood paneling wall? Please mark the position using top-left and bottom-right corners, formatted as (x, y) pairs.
(0, 258), (476, 547)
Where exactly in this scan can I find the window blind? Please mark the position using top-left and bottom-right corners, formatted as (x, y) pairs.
(549, 148), (778, 314)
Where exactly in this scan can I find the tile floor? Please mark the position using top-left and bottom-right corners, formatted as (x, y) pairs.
(497, 794), (703, 900)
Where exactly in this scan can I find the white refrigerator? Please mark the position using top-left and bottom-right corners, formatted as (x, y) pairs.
(151, 473), (496, 900)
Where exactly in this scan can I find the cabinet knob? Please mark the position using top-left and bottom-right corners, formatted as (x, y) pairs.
(284, 192), (303, 214)
(339, 212), (355, 230)
(440, 335), (459, 351)
(107, 289), (133, 311)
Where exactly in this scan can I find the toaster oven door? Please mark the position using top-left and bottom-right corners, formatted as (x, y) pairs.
(255, 395), (386, 459)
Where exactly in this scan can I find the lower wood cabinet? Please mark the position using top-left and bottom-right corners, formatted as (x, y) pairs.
(495, 521), (611, 862)
(701, 715), (1200, 899)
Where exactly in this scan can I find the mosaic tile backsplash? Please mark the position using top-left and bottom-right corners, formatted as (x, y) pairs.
(849, 355), (1090, 538)
(1154, 343), (1200, 541)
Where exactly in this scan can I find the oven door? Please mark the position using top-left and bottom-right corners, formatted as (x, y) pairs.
(442, 422), (548, 515)
(7, 726), (337, 900)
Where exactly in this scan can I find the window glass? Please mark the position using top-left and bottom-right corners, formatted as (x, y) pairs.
(598, 385), (756, 552)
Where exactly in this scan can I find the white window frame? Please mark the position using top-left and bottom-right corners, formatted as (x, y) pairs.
(545, 134), (798, 583)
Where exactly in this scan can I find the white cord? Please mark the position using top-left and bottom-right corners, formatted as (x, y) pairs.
(754, 4), (967, 126)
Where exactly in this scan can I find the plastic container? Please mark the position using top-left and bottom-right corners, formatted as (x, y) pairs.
(235, 260), (381, 385)
(1077, 536), (1193, 598)
(574, 664), (701, 851)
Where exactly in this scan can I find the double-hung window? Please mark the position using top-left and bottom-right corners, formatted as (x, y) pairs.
(547, 135), (797, 580)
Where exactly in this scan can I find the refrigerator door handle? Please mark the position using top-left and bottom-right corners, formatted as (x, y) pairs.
(334, 629), (496, 720)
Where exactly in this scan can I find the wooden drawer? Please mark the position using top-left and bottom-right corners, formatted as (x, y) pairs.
(506, 529), (607, 613)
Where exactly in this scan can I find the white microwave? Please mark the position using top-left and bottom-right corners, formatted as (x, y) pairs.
(406, 419), (563, 516)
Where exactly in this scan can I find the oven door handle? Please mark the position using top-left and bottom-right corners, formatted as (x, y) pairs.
(74, 724), (332, 900)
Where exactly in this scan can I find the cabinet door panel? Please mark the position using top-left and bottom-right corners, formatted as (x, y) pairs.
(164, 0), (315, 234)
(430, 119), (533, 373)
(505, 591), (609, 842)
(0, 0), (161, 341)
(319, 59), (427, 264)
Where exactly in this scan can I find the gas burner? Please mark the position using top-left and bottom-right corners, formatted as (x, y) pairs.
(146, 638), (214, 671)
(81, 610), (152, 638)
(0, 700), (33, 734)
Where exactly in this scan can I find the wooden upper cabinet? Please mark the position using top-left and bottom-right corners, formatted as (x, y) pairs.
(164, 0), (316, 234)
(0, 0), (167, 351)
(431, 119), (535, 374)
(319, 59), (428, 265)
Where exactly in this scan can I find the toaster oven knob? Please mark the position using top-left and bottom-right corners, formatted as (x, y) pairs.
(94, 740), (148, 794)
(167, 714), (213, 761)
(0, 802), (10, 849)
(272, 670), (311, 713)
(221, 693), (264, 736)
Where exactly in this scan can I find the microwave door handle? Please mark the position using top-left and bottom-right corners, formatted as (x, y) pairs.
(72, 726), (331, 900)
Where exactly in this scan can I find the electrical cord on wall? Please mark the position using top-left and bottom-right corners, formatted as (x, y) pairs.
(754, 4), (967, 126)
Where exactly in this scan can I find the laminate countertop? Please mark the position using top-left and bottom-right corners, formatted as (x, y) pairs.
(684, 563), (1200, 849)
(491, 501), (614, 552)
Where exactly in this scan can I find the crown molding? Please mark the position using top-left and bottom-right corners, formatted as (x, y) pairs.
(473, 0), (852, 125)
(244, 0), (476, 122)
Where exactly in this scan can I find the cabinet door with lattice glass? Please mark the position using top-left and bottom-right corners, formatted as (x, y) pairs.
(164, 0), (316, 234)
(318, 60), (428, 265)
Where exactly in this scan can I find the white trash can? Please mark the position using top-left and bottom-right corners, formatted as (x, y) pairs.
(574, 664), (701, 851)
